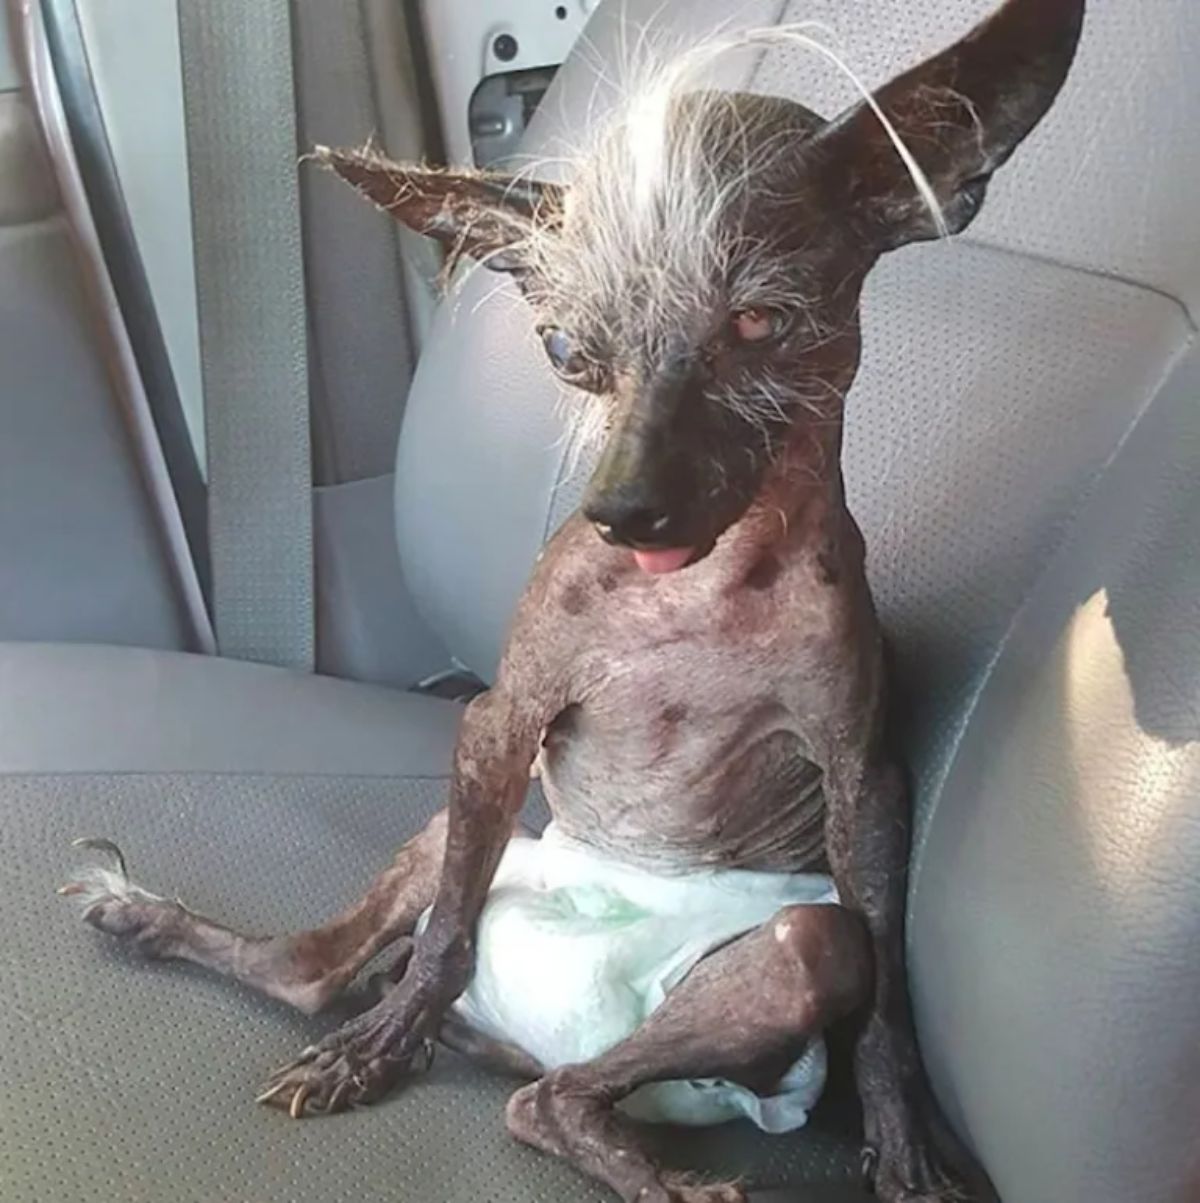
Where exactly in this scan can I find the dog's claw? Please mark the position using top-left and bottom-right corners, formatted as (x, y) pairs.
(328, 1080), (356, 1113)
(265, 1047), (315, 1085)
(289, 1084), (311, 1119)
(862, 1145), (880, 1188)
(415, 1038), (436, 1073)
(70, 837), (128, 878)
(258, 1010), (436, 1118)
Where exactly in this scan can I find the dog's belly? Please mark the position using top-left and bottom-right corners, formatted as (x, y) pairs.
(538, 693), (828, 873)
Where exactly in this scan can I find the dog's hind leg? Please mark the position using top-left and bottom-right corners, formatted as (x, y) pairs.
(505, 903), (870, 1203)
(439, 1014), (544, 1080)
(825, 757), (983, 1203)
(58, 810), (448, 1014)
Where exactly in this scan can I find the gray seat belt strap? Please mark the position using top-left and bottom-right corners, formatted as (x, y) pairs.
(177, 0), (314, 669)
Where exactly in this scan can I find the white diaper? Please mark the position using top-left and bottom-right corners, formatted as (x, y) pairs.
(426, 823), (838, 1132)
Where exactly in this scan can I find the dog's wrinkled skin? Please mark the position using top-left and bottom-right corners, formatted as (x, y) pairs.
(62, 2), (1084, 1200)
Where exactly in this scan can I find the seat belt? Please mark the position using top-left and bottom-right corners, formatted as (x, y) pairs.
(177, 0), (315, 670)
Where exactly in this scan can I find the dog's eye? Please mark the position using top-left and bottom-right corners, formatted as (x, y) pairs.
(731, 307), (786, 344)
(539, 326), (598, 387)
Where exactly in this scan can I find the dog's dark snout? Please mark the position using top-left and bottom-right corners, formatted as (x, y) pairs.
(583, 495), (673, 546)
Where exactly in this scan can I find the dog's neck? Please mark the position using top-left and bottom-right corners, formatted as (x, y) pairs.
(701, 420), (853, 588)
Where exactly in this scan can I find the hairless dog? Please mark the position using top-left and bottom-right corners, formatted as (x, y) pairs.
(62, 2), (1085, 1199)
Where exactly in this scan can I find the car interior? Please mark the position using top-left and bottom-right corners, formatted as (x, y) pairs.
(1, 1), (1197, 1201)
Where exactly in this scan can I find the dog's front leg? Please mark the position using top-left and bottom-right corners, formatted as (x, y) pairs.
(259, 686), (548, 1118)
(826, 755), (973, 1203)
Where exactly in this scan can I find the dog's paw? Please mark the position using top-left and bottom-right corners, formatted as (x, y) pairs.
(257, 999), (436, 1118)
(653, 1174), (748, 1203)
(865, 1140), (973, 1203)
(506, 1077), (747, 1203)
(59, 838), (188, 958)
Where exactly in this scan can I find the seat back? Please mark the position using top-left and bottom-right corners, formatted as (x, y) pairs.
(392, 2), (1200, 1198)
(911, 347), (1200, 1202)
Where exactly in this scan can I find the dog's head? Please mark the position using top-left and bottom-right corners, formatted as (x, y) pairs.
(319, 0), (1084, 572)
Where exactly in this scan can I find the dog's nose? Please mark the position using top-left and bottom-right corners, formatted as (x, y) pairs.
(583, 496), (673, 546)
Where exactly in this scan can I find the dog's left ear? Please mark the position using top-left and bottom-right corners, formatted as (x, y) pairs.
(817, 0), (1085, 251)
(312, 145), (563, 274)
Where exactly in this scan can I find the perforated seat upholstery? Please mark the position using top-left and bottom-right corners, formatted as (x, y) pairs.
(0, 645), (865, 1200)
(1, 2), (1198, 1201)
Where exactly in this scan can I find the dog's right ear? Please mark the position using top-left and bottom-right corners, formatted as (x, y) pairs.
(311, 145), (564, 275)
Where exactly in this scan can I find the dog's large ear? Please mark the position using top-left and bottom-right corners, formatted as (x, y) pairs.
(311, 145), (563, 275)
(816, 0), (1085, 251)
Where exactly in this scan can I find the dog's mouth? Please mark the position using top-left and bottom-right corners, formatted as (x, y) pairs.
(631, 546), (696, 575)
(593, 523), (701, 574)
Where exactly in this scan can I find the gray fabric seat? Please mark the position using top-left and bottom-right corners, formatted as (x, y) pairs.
(1, 1), (1198, 1201)
(0, 645), (865, 1202)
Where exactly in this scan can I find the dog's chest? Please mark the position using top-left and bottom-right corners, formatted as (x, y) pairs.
(537, 562), (845, 871)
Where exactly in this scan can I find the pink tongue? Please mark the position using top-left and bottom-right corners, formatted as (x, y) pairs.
(633, 547), (694, 575)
